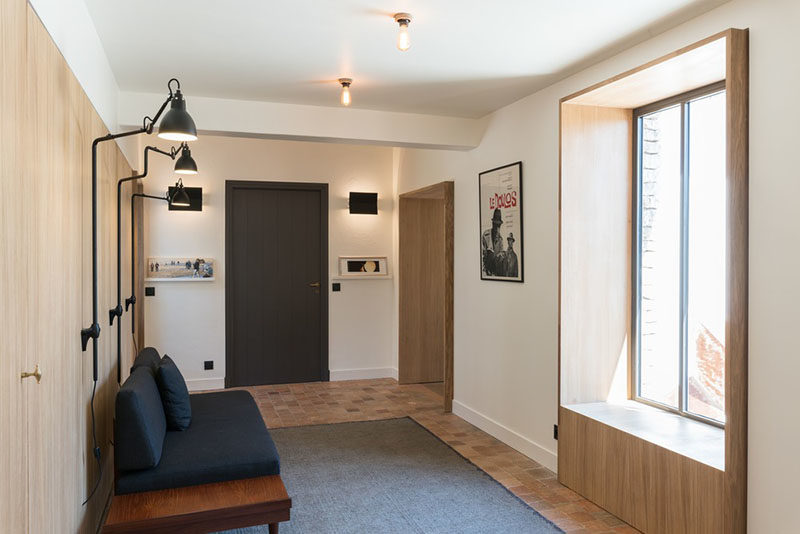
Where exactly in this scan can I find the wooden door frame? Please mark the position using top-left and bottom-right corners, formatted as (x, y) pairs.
(399, 181), (454, 412)
(224, 180), (330, 388)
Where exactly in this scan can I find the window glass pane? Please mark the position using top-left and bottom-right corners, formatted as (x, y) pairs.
(638, 105), (682, 408)
(687, 91), (726, 422)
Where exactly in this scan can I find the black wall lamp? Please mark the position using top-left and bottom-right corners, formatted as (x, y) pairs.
(170, 178), (192, 207)
(82, 77), (197, 382)
(80, 78), (196, 505)
(174, 144), (198, 174)
(349, 192), (378, 214)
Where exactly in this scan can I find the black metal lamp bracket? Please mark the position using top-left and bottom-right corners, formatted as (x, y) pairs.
(81, 78), (179, 385)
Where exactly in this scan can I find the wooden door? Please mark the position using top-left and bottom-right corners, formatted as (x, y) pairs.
(0, 0), (29, 530)
(226, 181), (329, 387)
(398, 182), (454, 411)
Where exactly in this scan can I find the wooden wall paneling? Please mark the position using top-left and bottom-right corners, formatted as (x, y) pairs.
(398, 196), (446, 384)
(26, 10), (82, 532)
(0, 0), (30, 531)
(559, 407), (724, 533)
(559, 104), (632, 405)
(724, 28), (749, 534)
(19, 7), (133, 532)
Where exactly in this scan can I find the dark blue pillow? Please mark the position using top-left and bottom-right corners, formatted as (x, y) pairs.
(155, 355), (192, 431)
(130, 347), (162, 376)
(115, 367), (167, 471)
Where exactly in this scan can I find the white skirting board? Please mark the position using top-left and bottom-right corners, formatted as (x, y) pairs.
(185, 377), (225, 392)
(452, 400), (558, 473)
(329, 367), (399, 381)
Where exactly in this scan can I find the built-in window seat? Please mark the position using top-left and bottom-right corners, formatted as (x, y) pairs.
(563, 401), (723, 470)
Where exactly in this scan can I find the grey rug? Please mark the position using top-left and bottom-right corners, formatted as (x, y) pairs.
(220, 418), (561, 534)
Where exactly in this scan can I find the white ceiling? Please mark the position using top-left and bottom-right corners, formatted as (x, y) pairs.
(84, 0), (729, 118)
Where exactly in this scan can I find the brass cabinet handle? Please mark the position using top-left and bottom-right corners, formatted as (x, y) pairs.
(308, 282), (320, 288)
(21, 364), (42, 384)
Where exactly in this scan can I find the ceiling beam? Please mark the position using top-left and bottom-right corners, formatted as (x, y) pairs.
(118, 92), (487, 151)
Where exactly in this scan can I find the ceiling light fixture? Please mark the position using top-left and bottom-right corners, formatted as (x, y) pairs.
(394, 13), (412, 51)
(339, 78), (352, 107)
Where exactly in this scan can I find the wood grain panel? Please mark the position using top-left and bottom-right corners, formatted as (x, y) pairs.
(0, 0), (30, 531)
(0, 6), (134, 533)
(724, 28), (749, 534)
(560, 407), (724, 533)
(104, 475), (291, 534)
(398, 181), (454, 412)
(399, 197), (445, 384)
(564, 32), (727, 108)
(560, 104), (632, 405)
(26, 13), (82, 531)
(442, 182), (454, 413)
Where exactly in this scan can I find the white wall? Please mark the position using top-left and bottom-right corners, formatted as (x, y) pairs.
(398, 0), (800, 531)
(143, 135), (397, 390)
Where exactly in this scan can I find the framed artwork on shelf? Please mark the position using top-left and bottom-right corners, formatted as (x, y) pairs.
(478, 161), (523, 282)
(337, 256), (389, 278)
(145, 257), (215, 281)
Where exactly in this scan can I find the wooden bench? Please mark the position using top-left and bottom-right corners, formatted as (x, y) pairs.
(103, 475), (291, 534)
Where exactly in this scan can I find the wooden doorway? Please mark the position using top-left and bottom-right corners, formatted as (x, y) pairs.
(225, 180), (329, 387)
(399, 181), (454, 412)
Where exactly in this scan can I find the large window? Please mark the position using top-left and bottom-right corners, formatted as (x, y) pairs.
(633, 82), (726, 426)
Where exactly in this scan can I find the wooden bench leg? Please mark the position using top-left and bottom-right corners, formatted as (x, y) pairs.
(269, 524), (278, 534)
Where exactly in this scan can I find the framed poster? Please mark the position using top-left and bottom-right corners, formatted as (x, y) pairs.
(145, 257), (215, 281)
(478, 161), (523, 282)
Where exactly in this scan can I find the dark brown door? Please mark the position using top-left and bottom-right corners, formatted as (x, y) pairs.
(226, 181), (329, 387)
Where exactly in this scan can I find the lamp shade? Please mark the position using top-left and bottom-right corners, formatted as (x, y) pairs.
(158, 90), (197, 142)
(174, 144), (198, 174)
(170, 179), (192, 207)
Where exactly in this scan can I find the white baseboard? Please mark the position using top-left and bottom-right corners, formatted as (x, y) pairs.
(452, 400), (558, 472)
(186, 377), (225, 392)
(330, 367), (398, 381)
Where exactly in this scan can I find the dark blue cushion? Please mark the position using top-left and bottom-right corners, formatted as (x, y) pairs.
(114, 367), (167, 471)
(155, 355), (192, 431)
(130, 347), (161, 375)
(115, 390), (280, 494)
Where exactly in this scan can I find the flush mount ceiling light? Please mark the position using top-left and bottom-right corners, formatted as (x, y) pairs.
(393, 13), (412, 51)
(339, 78), (352, 106)
(174, 142), (198, 174)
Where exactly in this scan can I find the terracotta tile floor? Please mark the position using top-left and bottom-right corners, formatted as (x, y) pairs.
(239, 378), (639, 534)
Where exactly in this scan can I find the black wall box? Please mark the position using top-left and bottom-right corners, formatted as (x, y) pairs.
(168, 186), (203, 211)
(349, 192), (378, 214)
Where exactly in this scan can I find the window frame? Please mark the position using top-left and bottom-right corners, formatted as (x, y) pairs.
(631, 80), (727, 429)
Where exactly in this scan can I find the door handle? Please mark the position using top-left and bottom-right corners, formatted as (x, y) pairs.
(21, 364), (42, 384)
(308, 282), (320, 288)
